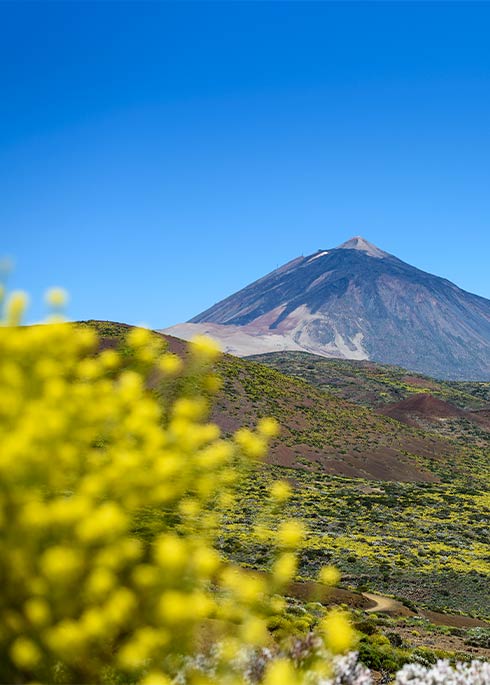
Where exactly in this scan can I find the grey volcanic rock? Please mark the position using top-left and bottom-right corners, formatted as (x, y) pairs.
(167, 237), (490, 380)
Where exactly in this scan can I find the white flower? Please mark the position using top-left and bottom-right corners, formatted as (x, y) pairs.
(395, 659), (490, 685)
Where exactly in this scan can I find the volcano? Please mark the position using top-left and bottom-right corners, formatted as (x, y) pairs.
(163, 237), (490, 380)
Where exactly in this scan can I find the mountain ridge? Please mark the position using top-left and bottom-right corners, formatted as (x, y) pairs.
(163, 237), (490, 380)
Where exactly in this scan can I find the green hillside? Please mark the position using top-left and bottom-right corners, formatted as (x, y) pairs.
(81, 320), (488, 486)
(224, 464), (490, 618)
(247, 351), (490, 409)
(80, 322), (490, 619)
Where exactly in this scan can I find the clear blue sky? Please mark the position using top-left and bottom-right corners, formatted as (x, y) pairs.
(2, 1), (489, 328)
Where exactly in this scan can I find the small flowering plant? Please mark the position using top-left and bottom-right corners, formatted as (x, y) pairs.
(395, 659), (490, 684)
(0, 288), (354, 684)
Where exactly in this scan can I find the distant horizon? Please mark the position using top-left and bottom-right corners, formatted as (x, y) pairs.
(2, 1), (490, 328)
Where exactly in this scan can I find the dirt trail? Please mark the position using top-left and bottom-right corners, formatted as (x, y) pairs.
(362, 592), (490, 628)
(362, 592), (414, 616)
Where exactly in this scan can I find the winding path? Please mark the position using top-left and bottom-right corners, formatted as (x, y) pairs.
(362, 592), (411, 615)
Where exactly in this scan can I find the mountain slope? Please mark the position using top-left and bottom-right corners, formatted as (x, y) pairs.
(163, 237), (490, 380)
(247, 350), (490, 409)
(82, 320), (488, 486)
(81, 322), (490, 617)
(250, 350), (490, 450)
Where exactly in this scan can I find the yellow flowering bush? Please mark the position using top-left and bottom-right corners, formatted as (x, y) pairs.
(0, 289), (354, 684)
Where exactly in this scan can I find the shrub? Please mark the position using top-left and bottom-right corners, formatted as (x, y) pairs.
(353, 619), (378, 636)
(0, 290), (353, 684)
(357, 637), (409, 673)
(464, 627), (490, 648)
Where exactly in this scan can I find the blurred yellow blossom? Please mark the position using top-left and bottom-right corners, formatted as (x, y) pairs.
(257, 416), (280, 438)
(189, 334), (221, 362)
(158, 352), (183, 376)
(45, 287), (68, 308)
(263, 659), (298, 685)
(234, 427), (267, 459)
(0, 287), (347, 684)
(321, 609), (356, 654)
(5, 291), (29, 325)
(270, 479), (292, 502)
(319, 565), (341, 586)
(272, 552), (297, 584)
(277, 520), (306, 548)
(140, 672), (172, 685)
(10, 637), (42, 669)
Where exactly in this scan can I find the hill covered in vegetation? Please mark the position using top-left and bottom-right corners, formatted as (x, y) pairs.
(247, 351), (490, 410)
(79, 322), (490, 621)
(83, 321), (488, 487)
(248, 351), (490, 458)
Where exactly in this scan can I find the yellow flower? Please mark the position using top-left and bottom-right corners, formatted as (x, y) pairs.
(257, 417), (280, 438)
(45, 287), (68, 308)
(45, 619), (87, 658)
(105, 588), (137, 627)
(81, 608), (107, 640)
(192, 547), (220, 577)
(132, 564), (160, 589)
(272, 552), (297, 584)
(189, 334), (221, 362)
(277, 520), (306, 548)
(235, 573), (266, 604)
(158, 352), (183, 376)
(117, 640), (149, 670)
(154, 534), (187, 572)
(172, 397), (208, 421)
(270, 480), (292, 502)
(158, 591), (192, 625)
(321, 609), (356, 654)
(0, 284), (356, 683)
(319, 565), (341, 586)
(240, 616), (268, 645)
(99, 348), (120, 370)
(178, 498), (201, 517)
(10, 637), (42, 669)
(40, 546), (82, 583)
(234, 428), (267, 459)
(203, 373), (222, 393)
(263, 659), (298, 685)
(77, 502), (128, 543)
(190, 591), (214, 619)
(6, 291), (29, 325)
(127, 326), (152, 348)
(24, 598), (51, 627)
(139, 672), (172, 685)
(85, 567), (116, 599)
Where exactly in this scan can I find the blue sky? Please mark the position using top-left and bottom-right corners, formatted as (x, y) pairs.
(1, 1), (490, 328)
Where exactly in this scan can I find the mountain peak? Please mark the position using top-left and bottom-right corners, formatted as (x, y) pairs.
(174, 233), (490, 380)
(337, 236), (389, 259)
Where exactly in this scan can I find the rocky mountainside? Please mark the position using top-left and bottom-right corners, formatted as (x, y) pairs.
(163, 237), (490, 380)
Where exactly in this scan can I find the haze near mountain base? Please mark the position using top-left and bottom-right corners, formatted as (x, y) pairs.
(162, 237), (490, 380)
